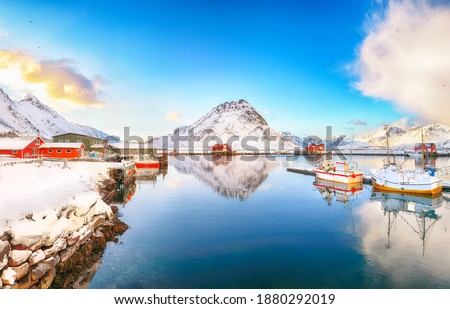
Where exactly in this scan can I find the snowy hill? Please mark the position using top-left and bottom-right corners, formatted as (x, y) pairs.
(157, 99), (295, 151)
(0, 87), (110, 139)
(356, 123), (450, 148)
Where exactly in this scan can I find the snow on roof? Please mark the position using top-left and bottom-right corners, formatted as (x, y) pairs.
(39, 142), (84, 149)
(0, 137), (38, 150)
(52, 132), (104, 139)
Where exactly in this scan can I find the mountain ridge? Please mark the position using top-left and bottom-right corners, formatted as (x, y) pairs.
(0, 87), (110, 139)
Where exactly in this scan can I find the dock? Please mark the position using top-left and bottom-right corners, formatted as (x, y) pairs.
(286, 167), (450, 190)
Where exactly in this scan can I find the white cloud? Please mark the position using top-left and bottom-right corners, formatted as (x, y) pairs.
(390, 116), (414, 129)
(165, 111), (182, 121)
(353, 0), (450, 125)
(348, 119), (367, 126)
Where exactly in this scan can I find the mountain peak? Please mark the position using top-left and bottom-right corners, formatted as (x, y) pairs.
(22, 93), (41, 103)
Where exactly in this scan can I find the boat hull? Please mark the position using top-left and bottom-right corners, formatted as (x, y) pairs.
(370, 169), (443, 195)
(313, 169), (364, 184)
(371, 180), (442, 195)
(135, 161), (160, 169)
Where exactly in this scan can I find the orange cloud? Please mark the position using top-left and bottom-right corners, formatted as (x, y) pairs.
(165, 111), (182, 121)
(0, 50), (104, 106)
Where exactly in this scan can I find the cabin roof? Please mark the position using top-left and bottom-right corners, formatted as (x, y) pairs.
(0, 137), (40, 150)
(39, 142), (84, 149)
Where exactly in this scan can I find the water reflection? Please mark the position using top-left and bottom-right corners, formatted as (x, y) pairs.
(136, 167), (168, 185)
(313, 179), (363, 206)
(370, 190), (442, 255)
(171, 155), (279, 200)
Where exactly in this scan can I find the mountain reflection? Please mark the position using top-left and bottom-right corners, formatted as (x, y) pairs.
(171, 155), (279, 200)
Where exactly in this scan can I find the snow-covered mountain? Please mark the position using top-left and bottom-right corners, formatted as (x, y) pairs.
(356, 123), (450, 147)
(0, 87), (110, 139)
(157, 99), (295, 151)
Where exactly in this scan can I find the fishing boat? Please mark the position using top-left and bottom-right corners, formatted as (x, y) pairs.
(369, 126), (443, 195)
(134, 159), (160, 169)
(313, 160), (364, 184)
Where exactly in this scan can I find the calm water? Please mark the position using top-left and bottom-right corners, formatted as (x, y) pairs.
(88, 155), (450, 289)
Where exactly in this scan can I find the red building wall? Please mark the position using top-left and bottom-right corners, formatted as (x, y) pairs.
(40, 146), (85, 158)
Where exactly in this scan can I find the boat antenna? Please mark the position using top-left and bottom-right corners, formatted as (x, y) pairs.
(385, 124), (391, 165)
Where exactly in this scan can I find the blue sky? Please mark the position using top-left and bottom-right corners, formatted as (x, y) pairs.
(1, 0), (448, 139)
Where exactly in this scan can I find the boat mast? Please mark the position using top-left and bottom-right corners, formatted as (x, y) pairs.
(421, 127), (425, 170)
(385, 124), (391, 165)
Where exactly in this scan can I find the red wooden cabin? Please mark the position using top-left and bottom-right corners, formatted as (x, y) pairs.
(0, 136), (44, 158)
(39, 143), (85, 158)
(307, 142), (325, 154)
(212, 143), (232, 155)
(414, 143), (436, 153)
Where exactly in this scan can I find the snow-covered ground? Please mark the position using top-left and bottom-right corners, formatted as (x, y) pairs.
(0, 159), (114, 239)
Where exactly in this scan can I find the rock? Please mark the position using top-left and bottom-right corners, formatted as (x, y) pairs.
(35, 268), (56, 289)
(30, 256), (59, 282)
(89, 215), (105, 230)
(43, 238), (67, 257)
(59, 245), (77, 263)
(66, 231), (80, 246)
(29, 239), (44, 251)
(42, 255), (61, 268)
(16, 273), (35, 289)
(8, 249), (32, 267)
(68, 215), (85, 232)
(10, 263), (30, 281)
(29, 249), (46, 266)
(1, 267), (17, 285)
(31, 262), (51, 282)
(43, 217), (70, 247)
(0, 240), (10, 270)
(76, 226), (93, 247)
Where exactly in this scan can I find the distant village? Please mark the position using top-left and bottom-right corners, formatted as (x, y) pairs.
(0, 130), (443, 161)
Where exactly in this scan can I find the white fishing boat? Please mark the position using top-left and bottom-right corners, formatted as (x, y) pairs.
(369, 126), (443, 195)
(313, 160), (363, 184)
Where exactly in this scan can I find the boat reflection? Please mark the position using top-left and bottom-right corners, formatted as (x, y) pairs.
(172, 155), (279, 200)
(370, 189), (443, 255)
(313, 179), (363, 206)
(136, 166), (168, 185)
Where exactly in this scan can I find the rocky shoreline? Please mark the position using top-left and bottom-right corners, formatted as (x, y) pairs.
(0, 176), (129, 289)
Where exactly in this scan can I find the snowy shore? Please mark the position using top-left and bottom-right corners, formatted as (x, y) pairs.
(0, 158), (126, 288)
